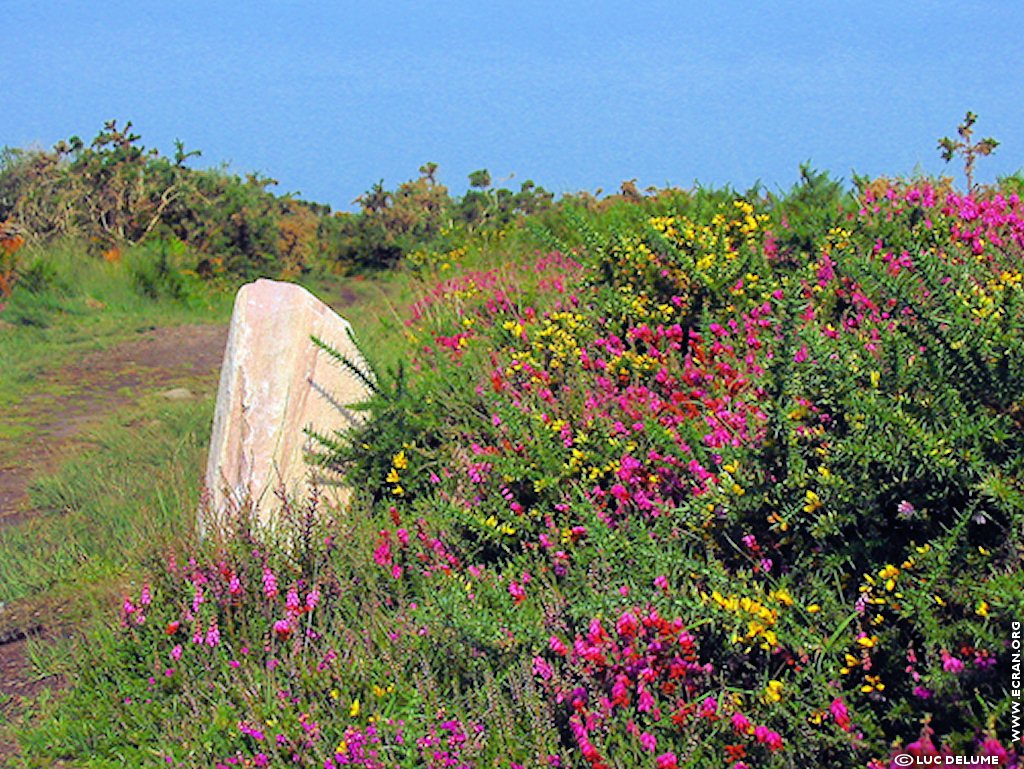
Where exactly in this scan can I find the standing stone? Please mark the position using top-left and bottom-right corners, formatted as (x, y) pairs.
(200, 279), (372, 536)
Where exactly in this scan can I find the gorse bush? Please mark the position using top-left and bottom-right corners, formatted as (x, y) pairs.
(0, 122), (556, 285)
(0, 121), (331, 280)
(25, 177), (1023, 768)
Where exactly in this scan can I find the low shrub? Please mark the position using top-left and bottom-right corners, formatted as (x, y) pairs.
(23, 177), (1023, 768)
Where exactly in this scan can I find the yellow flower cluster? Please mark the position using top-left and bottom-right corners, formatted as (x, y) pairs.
(763, 679), (784, 704)
(821, 226), (853, 255)
(855, 558), (918, 628)
(479, 514), (517, 536)
(616, 284), (679, 322)
(649, 202), (768, 274)
(607, 348), (662, 380)
(533, 312), (586, 370)
(960, 268), (1023, 320)
(407, 245), (469, 271)
(386, 450), (408, 496)
(702, 586), (793, 650)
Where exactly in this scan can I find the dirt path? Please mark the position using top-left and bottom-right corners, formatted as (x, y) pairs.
(0, 324), (228, 525)
(0, 323), (228, 762)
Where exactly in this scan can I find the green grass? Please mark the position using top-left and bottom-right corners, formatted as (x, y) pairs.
(0, 241), (416, 764)
(0, 240), (234, 395)
(307, 271), (419, 374)
(0, 242), (413, 613)
(0, 395), (215, 607)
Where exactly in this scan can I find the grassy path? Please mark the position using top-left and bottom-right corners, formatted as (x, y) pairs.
(0, 271), (410, 764)
(0, 324), (228, 526)
(0, 319), (228, 765)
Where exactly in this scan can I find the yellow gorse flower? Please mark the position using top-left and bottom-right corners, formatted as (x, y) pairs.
(803, 490), (823, 513)
(763, 679), (783, 703)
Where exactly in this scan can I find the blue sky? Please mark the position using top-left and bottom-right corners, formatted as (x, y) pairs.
(7, 2), (1022, 210)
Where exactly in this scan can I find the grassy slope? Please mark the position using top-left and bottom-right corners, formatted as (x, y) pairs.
(0, 233), (547, 764)
(0, 239), (413, 676)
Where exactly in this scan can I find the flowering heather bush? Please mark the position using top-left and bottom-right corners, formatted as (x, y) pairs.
(34, 179), (1023, 767)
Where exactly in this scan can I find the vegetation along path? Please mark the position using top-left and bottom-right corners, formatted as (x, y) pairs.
(0, 322), (228, 759)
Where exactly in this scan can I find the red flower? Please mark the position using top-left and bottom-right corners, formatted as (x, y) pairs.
(724, 744), (747, 761)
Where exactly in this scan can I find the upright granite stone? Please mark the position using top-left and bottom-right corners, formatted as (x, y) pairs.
(201, 279), (372, 535)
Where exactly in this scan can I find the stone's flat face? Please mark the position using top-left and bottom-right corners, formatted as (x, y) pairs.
(200, 278), (372, 535)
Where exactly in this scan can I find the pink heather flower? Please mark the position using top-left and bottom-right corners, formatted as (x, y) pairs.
(262, 568), (278, 599)
(532, 656), (553, 681)
(205, 620), (220, 648)
(273, 619), (292, 639)
(731, 712), (751, 734)
(239, 722), (266, 741)
(978, 737), (1008, 760)
(897, 500), (916, 519)
(373, 532), (393, 566)
(509, 581), (526, 605)
(656, 753), (678, 769)
(637, 689), (655, 713)
(611, 675), (630, 708)
(941, 651), (965, 673)
(793, 345), (808, 363)
(640, 732), (656, 752)
(765, 730), (784, 752)
(700, 696), (718, 718)
(913, 686), (932, 699)
(170, 644), (183, 662)
(123, 598), (135, 616)
(550, 636), (568, 656)
(829, 698), (851, 731)
(654, 574), (669, 592)
(286, 588), (301, 614)
(615, 611), (639, 638)
(140, 584), (152, 606)
(754, 725), (770, 743)
(305, 589), (321, 610)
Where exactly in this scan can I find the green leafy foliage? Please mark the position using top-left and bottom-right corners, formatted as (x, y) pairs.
(16, 172), (1024, 767)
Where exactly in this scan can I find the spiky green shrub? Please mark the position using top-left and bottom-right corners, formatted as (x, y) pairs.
(25, 178), (1023, 768)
